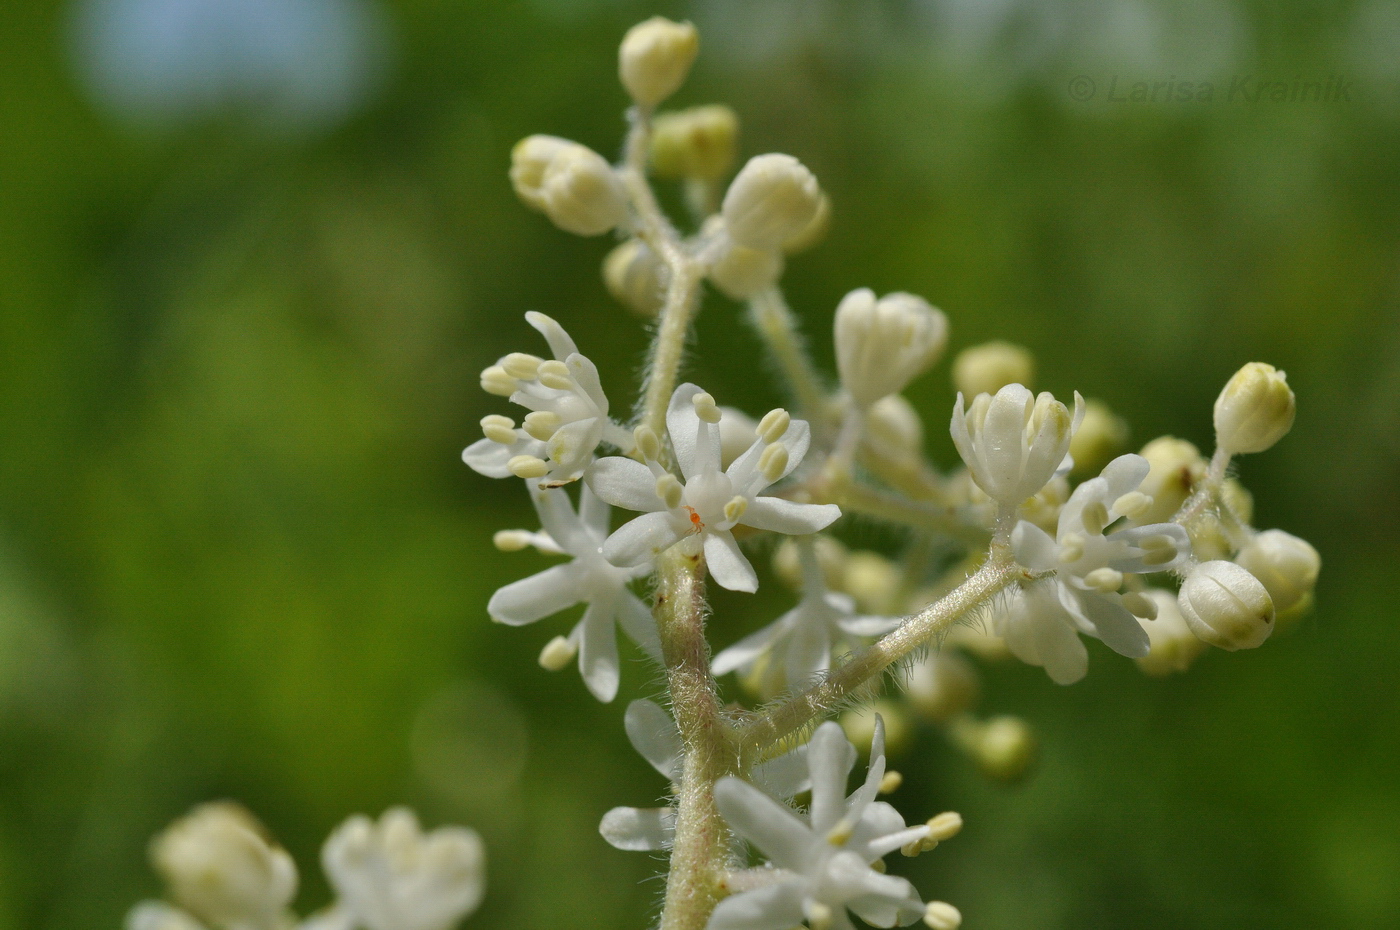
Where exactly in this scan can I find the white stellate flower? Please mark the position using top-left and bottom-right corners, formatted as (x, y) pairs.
(710, 719), (938, 930)
(149, 802), (298, 930)
(834, 288), (948, 409)
(588, 384), (840, 592)
(322, 808), (485, 930)
(1005, 454), (1192, 684)
(712, 537), (899, 691)
(464, 311), (631, 487)
(950, 384), (1084, 511)
(600, 699), (811, 852)
(487, 481), (659, 702)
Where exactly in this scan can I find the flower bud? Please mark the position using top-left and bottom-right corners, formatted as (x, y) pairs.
(708, 237), (784, 299)
(650, 104), (738, 180)
(772, 536), (847, 591)
(509, 134), (580, 211)
(1068, 398), (1128, 476)
(951, 341), (1034, 398)
(782, 190), (831, 254)
(619, 17), (699, 106)
(125, 902), (207, 930)
(1178, 560), (1275, 651)
(540, 145), (628, 236)
(1213, 362), (1296, 455)
(840, 700), (912, 758)
(904, 651), (979, 723)
(864, 394), (924, 458)
(150, 802), (297, 930)
(835, 289), (948, 408)
(1135, 589), (1206, 676)
(950, 385), (1082, 506)
(722, 154), (822, 251)
(956, 715), (1036, 783)
(603, 239), (669, 316)
(1234, 529), (1320, 616)
(1133, 436), (1208, 525)
(843, 551), (902, 615)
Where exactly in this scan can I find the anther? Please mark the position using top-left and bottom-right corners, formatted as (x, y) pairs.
(758, 442), (789, 482)
(1112, 491), (1152, 521)
(508, 455), (550, 479)
(1121, 591), (1158, 620)
(723, 495), (748, 523)
(480, 365), (517, 397)
(878, 771), (903, 794)
(692, 391), (722, 423)
(481, 414), (517, 445)
(538, 636), (577, 671)
(1081, 501), (1110, 536)
(1058, 533), (1085, 564)
(1084, 567), (1123, 594)
(757, 408), (791, 443)
(537, 360), (573, 390)
(825, 817), (855, 846)
(634, 425), (662, 461)
(502, 352), (544, 380)
(523, 410), (563, 441)
(493, 530), (533, 552)
(655, 474), (684, 509)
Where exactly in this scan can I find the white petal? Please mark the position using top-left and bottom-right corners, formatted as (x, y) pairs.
(616, 591), (662, 660)
(579, 481), (611, 532)
(462, 438), (515, 479)
(1062, 586), (1149, 658)
(705, 531), (759, 593)
(1108, 523), (1192, 574)
(826, 851), (923, 927)
(603, 511), (684, 567)
(588, 457), (665, 512)
(1034, 613), (1089, 685)
(807, 721), (857, 836)
(752, 743), (811, 799)
(843, 716), (886, 825)
(576, 601), (621, 702)
(782, 619), (831, 688)
(298, 903), (355, 930)
(530, 484), (585, 552)
(488, 564), (580, 625)
(526, 310), (579, 359)
(625, 699), (683, 780)
(1100, 453), (1151, 502)
(1010, 521), (1060, 572)
(126, 902), (207, 930)
(714, 777), (815, 872)
(707, 881), (808, 930)
(599, 806), (675, 851)
(777, 419), (811, 479)
(836, 614), (901, 637)
(547, 417), (604, 477)
(667, 383), (706, 480)
(741, 498), (841, 536)
(948, 394), (979, 484)
(982, 385), (1034, 496)
(712, 618), (785, 676)
(567, 352), (609, 414)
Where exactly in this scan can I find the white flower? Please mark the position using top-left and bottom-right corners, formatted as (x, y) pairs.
(149, 802), (297, 930)
(834, 289), (948, 409)
(322, 808), (484, 930)
(487, 481), (660, 702)
(949, 384), (1084, 509)
(712, 537), (899, 691)
(1005, 454), (1192, 684)
(588, 384), (840, 592)
(464, 312), (632, 487)
(126, 902), (209, 930)
(710, 719), (935, 930)
(600, 700), (811, 853)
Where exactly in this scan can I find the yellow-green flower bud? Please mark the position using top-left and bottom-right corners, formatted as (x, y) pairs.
(782, 190), (831, 254)
(951, 341), (1034, 399)
(1134, 436), (1208, 525)
(509, 134), (581, 211)
(722, 153), (822, 251)
(1213, 362), (1296, 455)
(540, 145), (628, 236)
(650, 104), (738, 180)
(708, 238), (784, 299)
(1234, 529), (1320, 615)
(603, 239), (668, 316)
(904, 652), (979, 723)
(618, 17), (699, 107)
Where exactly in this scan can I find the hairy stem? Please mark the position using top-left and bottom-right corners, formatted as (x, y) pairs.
(1173, 447), (1232, 529)
(740, 552), (1022, 754)
(619, 112), (706, 439)
(655, 546), (736, 930)
(820, 470), (990, 547)
(747, 286), (830, 424)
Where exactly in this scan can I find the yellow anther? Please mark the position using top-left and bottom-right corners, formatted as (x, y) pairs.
(1084, 567), (1124, 594)
(493, 530), (533, 552)
(481, 414), (517, 445)
(480, 365), (517, 397)
(507, 455), (550, 479)
(502, 352), (544, 380)
(1081, 500), (1110, 536)
(901, 838), (924, 858)
(1121, 591), (1158, 620)
(537, 360), (573, 390)
(806, 903), (833, 930)
(723, 495), (749, 523)
(692, 391), (722, 423)
(1139, 534), (1181, 567)
(925, 811), (963, 843)
(1113, 491), (1152, 521)
(757, 408), (791, 443)
(758, 442), (789, 482)
(924, 901), (963, 930)
(656, 474), (684, 509)
(523, 410), (563, 441)
(825, 818), (854, 847)
(538, 635), (577, 671)
(1058, 533), (1085, 564)
(878, 771), (903, 794)
(634, 425), (662, 461)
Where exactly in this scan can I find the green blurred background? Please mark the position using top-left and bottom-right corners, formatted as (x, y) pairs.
(1, 0), (1398, 927)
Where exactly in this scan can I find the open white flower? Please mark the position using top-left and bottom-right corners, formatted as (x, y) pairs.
(950, 384), (1084, 510)
(600, 700), (811, 853)
(588, 384), (840, 592)
(712, 537), (899, 691)
(465, 312), (632, 487)
(710, 719), (935, 930)
(1005, 453), (1192, 683)
(488, 481), (659, 702)
(322, 808), (484, 930)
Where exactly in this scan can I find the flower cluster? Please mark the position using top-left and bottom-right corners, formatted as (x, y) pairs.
(131, 803), (484, 930)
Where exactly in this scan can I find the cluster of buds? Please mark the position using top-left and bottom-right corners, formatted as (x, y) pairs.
(132, 804), (484, 930)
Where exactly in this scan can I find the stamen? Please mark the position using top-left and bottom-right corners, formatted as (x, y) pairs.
(507, 455), (550, 479)
(537, 360), (574, 390)
(692, 391), (722, 423)
(523, 411), (563, 441)
(634, 425), (661, 461)
(480, 365), (517, 397)
(1084, 567), (1124, 593)
(1121, 591), (1158, 619)
(492, 530), (533, 552)
(1113, 491), (1152, 521)
(758, 442), (789, 482)
(538, 636), (577, 671)
(1081, 501), (1110, 536)
(656, 474), (684, 509)
(481, 414), (517, 445)
(757, 408), (791, 443)
(502, 352), (544, 380)
(878, 771), (903, 794)
(723, 495), (749, 523)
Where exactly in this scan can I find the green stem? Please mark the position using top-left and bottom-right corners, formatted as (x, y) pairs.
(747, 286), (830, 425)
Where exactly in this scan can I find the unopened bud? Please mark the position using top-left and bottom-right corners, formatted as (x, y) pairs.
(1135, 437), (1207, 524)
(1234, 529), (1320, 616)
(952, 341), (1034, 398)
(835, 289), (948, 408)
(1069, 398), (1128, 476)
(722, 154), (822, 251)
(863, 394), (925, 458)
(924, 901), (963, 930)
(540, 145), (628, 237)
(904, 652), (979, 723)
(603, 239), (669, 317)
(966, 715), (1036, 783)
(1178, 560), (1274, 651)
(619, 17), (699, 106)
(1214, 362), (1296, 455)
(1136, 589), (1206, 676)
(538, 635), (577, 671)
(772, 536), (848, 590)
(510, 135), (581, 211)
(782, 190), (831, 254)
(708, 237), (784, 300)
(650, 104), (738, 180)
(843, 551), (901, 615)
